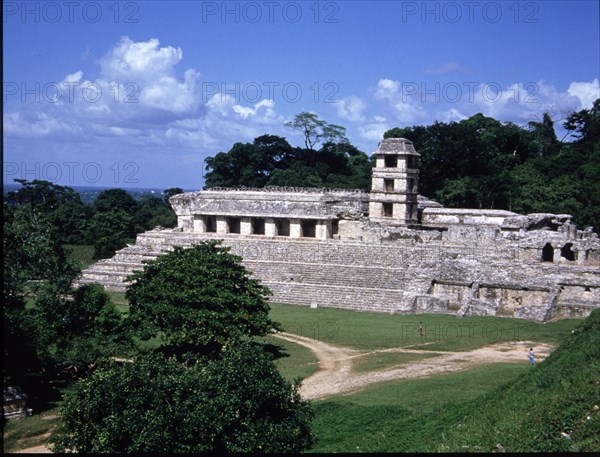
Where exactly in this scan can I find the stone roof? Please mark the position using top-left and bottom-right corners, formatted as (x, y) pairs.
(170, 188), (369, 219)
(373, 137), (420, 156)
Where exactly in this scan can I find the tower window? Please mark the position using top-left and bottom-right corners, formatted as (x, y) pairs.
(384, 155), (398, 168)
(383, 203), (393, 217)
(384, 179), (395, 192)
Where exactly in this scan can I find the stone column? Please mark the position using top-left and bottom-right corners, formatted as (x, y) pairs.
(265, 218), (277, 237)
(193, 215), (206, 233)
(316, 220), (331, 240)
(179, 215), (193, 232)
(216, 216), (228, 235)
(290, 219), (302, 238)
(240, 217), (252, 235)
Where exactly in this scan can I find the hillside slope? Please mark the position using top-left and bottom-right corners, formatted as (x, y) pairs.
(428, 308), (600, 452)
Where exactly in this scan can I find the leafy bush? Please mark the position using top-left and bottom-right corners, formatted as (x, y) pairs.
(51, 344), (314, 453)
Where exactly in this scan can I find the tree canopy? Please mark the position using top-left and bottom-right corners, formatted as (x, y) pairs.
(126, 240), (280, 357)
(284, 112), (348, 149)
(52, 240), (314, 453)
(384, 101), (600, 230)
(204, 133), (372, 191)
(51, 345), (314, 453)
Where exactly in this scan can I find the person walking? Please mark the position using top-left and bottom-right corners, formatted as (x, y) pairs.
(529, 348), (535, 365)
(418, 321), (424, 342)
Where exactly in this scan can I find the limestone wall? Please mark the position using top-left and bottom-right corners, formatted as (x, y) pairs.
(75, 226), (600, 322)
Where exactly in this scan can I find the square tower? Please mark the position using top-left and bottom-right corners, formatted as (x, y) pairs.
(368, 138), (420, 225)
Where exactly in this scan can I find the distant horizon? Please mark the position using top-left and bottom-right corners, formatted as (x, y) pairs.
(2, 182), (198, 193)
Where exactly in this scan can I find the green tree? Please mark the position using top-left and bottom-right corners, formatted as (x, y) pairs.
(204, 133), (371, 191)
(86, 209), (134, 259)
(126, 240), (280, 357)
(6, 179), (88, 244)
(204, 135), (295, 188)
(93, 188), (139, 214)
(284, 112), (348, 149)
(385, 114), (535, 208)
(29, 284), (133, 377)
(3, 204), (79, 381)
(51, 345), (314, 453)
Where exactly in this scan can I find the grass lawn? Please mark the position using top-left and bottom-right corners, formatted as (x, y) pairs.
(268, 302), (580, 351)
(309, 362), (531, 453)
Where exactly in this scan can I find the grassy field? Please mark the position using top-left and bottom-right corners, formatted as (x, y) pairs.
(5, 289), (594, 453)
(309, 363), (532, 452)
(306, 309), (600, 453)
(268, 302), (581, 351)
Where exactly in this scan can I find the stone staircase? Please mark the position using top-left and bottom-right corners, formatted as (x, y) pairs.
(75, 227), (600, 319)
(75, 228), (438, 313)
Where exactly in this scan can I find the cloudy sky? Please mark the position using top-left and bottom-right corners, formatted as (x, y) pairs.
(4, 0), (599, 189)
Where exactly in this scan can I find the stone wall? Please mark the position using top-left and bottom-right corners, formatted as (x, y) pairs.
(76, 225), (600, 322)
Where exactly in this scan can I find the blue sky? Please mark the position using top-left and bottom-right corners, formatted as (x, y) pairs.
(4, 0), (599, 189)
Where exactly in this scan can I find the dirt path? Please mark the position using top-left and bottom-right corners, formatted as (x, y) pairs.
(11, 444), (52, 454)
(274, 332), (554, 400)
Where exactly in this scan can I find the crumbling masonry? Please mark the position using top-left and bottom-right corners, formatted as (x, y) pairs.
(77, 138), (600, 322)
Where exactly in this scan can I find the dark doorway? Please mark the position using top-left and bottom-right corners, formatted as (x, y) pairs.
(560, 243), (576, 261)
(276, 219), (290, 237)
(542, 243), (554, 262)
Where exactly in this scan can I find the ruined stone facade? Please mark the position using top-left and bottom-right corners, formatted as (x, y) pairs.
(77, 138), (600, 322)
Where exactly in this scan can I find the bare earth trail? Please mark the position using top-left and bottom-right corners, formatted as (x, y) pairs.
(274, 332), (554, 401)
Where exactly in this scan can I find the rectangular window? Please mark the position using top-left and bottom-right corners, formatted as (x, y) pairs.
(205, 216), (217, 233)
(384, 155), (398, 168)
(227, 217), (240, 234)
(301, 220), (317, 238)
(252, 218), (265, 235)
(384, 179), (395, 192)
(383, 203), (393, 217)
(276, 219), (290, 237)
(332, 219), (339, 236)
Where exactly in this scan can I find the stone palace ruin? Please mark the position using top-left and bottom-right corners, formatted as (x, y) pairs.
(77, 138), (600, 322)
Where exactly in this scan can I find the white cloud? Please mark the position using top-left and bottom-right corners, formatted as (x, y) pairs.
(371, 78), (427, 123)
(567, 79), (600, 109)
(336, 95), (366, 122)
(357, 116), (390, 143)
(99, 37), (183, 82)
(373, 78), (400, 100)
